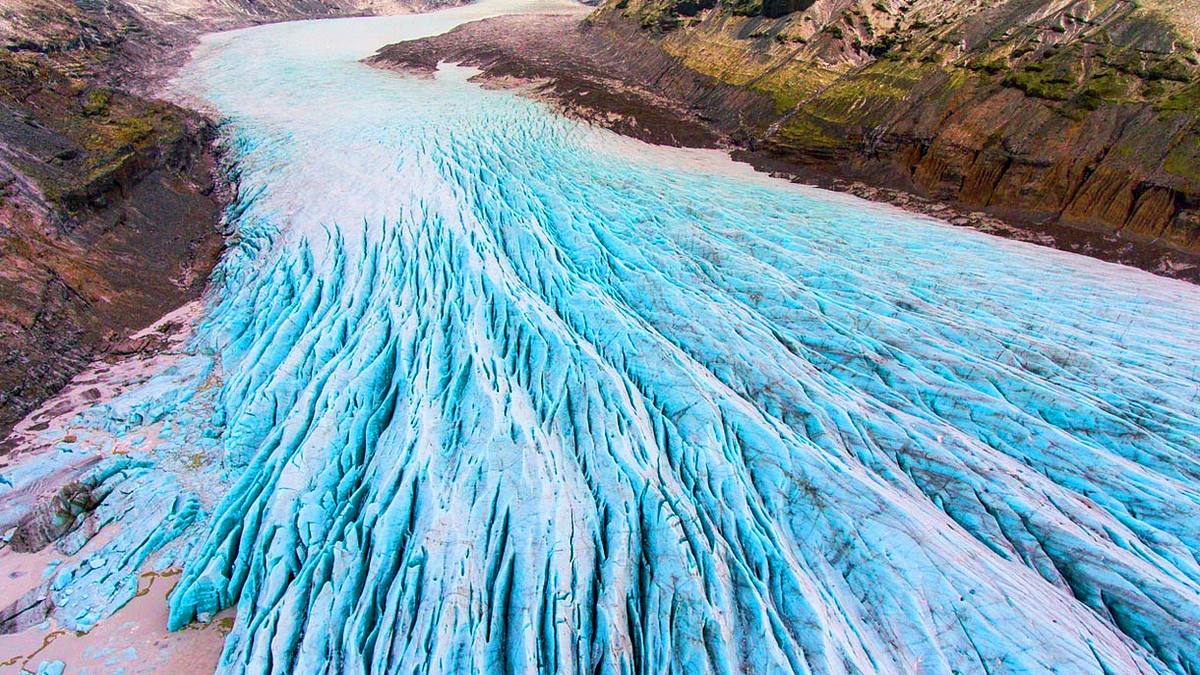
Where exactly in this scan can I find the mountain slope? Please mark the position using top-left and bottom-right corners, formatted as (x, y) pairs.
(592, 0), (1200, 257)
(0, 0), (455, 439)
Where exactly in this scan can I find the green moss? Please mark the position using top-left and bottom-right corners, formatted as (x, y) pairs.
(82, 89), (110, 116)
(865, 33), (899, 57)
(747, 68), (836, 113)
(1011, 44), (1037, 59)
(1157, 81), (1200, 111)
(965, 56), (1008, 75)
(822, 24), (844, 39)
(1146, 56), (1192, 82)
(1002, 63), (1076, 101)
(1142, 78), (1172, 100)
(728, 0), (761, 16)
(618, 0), (718, 30)
(82, 150), (135, 185)
(943, 67), (972, 90)
(112, 117), (154, 147)
(82, 114), (155, 155)
(1163, 132), (1200, 183)
(778, 113), (846, 149)
(1077, 69), (1138, 109)
(772, 59), (930, 133)
(996, 46), (1185, 113)
(835, 68), (919, 100)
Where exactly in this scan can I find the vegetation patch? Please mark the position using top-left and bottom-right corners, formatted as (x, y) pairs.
(778, 112), (847, 150)
(82, 89), (111, 116)
(1163, 130), (1200, 183)
(1156, 80), (1200, 111)
(1002, 61), (1077, 101)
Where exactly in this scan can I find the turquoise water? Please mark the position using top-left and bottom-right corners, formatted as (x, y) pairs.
(8, 0), (1200, 672)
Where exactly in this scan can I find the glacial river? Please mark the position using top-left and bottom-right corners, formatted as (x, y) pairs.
(6, 0), (1200, 672)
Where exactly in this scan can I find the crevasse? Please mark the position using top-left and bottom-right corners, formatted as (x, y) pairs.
(7, 0), (1200, 672)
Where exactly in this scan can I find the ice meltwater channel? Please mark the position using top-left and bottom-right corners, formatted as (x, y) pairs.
(4, 0), (1200, 672)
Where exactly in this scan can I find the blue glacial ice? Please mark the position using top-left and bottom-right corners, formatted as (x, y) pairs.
(5, 0), (1200, 672)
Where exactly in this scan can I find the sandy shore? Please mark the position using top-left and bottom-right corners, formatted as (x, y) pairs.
(0, 566), (232, 674)
(0, 301), (233, 673)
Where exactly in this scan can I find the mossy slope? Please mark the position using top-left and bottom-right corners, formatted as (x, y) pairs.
(595, 0), (1200, 253)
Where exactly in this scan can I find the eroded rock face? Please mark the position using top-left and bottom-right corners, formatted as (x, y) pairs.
(0, 66), (224, 440)
(0, 0), (467, 439)
(371, 10), (1200, 279)
(0, 0), (219, 439)
(583, 0), (1200, 263)
(8, 480), (98, 554)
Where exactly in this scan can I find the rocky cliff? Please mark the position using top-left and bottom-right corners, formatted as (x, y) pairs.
(0, 0), (452, 440)
(592, 0), (1200, 256)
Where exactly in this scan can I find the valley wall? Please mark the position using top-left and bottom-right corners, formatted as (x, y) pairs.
(0, 0), (457, 438)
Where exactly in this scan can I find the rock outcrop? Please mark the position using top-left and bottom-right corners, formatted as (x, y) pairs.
(372, 4), (1200, 280)
(0, 0), (461, 440)
(0, 44), (223, 441)
(594, 0), (1200, 256)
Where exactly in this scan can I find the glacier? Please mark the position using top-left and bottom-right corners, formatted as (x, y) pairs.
(3, 0), (1200, 672)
